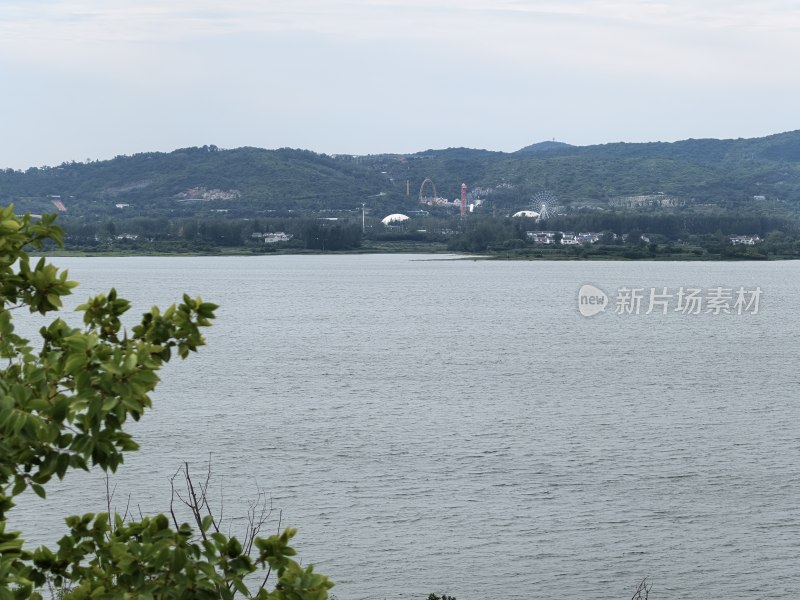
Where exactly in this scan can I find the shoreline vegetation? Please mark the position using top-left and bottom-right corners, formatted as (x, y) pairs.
(22, 206), (799, 261)
(27, 213), (800, 260)
(35, 238), (796, 261)
(30, 222), (800, 261)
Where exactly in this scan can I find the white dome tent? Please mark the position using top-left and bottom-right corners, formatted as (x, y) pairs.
(381, 213), (410, 226)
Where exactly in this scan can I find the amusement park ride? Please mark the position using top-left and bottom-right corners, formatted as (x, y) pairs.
(418, 178), (469, 217)
(418, 178), (447, 206)
(417, 177), (557, 221)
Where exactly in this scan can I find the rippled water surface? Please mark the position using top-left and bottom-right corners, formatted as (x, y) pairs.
(11, 255), (800, 599)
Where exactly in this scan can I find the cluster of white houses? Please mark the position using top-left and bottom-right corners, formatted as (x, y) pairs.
(377, 214), (765, 247)
(729, 235), (762, 246)
(526, 231), (764, 246)
(526, 231), (602, 245)
(251, 232), (293, 243)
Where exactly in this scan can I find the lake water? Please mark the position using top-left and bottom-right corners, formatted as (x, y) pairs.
(9, 255), (800, 599)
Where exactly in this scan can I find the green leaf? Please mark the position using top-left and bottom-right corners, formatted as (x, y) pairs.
(232, 577), (249, 595)
(11, 476), (26, 496)
(201, 515), (214, 532)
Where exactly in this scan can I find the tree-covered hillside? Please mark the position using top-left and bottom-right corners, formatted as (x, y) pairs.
(1, 146), (387, 218)
(372, 130), (800, 213)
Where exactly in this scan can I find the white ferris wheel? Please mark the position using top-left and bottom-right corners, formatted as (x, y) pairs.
(532, 190), (558, 220)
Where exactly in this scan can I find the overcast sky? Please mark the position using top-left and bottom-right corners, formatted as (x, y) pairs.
(1, 0), (798, 169)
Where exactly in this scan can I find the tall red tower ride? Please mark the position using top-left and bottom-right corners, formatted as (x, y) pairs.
(460, 183), (467, 217)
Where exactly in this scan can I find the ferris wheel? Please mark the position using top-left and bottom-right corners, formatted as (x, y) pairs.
(532, 190), (558, 220)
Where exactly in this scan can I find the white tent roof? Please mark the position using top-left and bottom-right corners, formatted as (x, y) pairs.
(381, 213), (410, 225)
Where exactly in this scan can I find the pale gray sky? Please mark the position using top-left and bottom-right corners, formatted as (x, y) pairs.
(1, 0), (798, 169)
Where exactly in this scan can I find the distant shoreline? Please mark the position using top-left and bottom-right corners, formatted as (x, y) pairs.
(36, 246), (797, 261)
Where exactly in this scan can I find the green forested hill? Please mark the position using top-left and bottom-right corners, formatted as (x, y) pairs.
(3, 131), (800, 220)
(1, 146), (387, 217)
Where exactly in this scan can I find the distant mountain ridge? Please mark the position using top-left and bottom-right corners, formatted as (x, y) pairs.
(517, 130), (800, 163)
(3, 131), (800, 218)
(516, 140), (574, 153)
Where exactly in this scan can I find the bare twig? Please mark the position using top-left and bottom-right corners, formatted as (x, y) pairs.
(170, 458), (224, 541)
(200, 457), (220, 534)
(183, 462), (208, 540)
(632, 577), (652, 600)
(102, 472), (136, 539)
(258, 509), (283, 592)
(165, 457), (282, 596)
(121, 493), (131, 525)
(105, 474), (116, 538)
(243, 486), (273, 558)
(168, 468), (180, 530)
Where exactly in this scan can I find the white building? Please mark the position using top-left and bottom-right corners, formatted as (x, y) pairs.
(730, 235), (761, 246)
